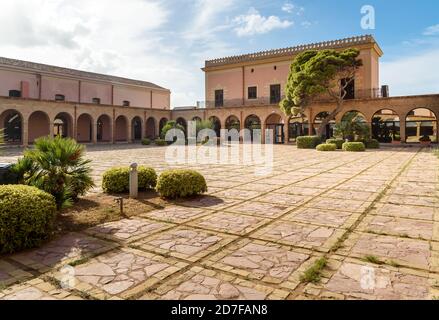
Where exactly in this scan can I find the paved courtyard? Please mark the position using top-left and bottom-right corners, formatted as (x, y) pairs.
(1, 144), (439, 300)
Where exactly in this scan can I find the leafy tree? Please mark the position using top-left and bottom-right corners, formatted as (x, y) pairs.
(12, 136), (94, 209)
(160, 120), (185, 139)
(280, 48), (363, 137)
(195, 120), (214, 136)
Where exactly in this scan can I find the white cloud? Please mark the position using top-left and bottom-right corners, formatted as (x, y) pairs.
(282, 2), (304, 15)
(381, 49), (439, 96)
(233, 8), (293, 37)
(0, 0), (207, 107)
(282, 3), (295, 13)
(423, 24), (439, 36)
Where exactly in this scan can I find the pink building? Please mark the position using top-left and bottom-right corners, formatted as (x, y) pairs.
(0, 57), (171, 145)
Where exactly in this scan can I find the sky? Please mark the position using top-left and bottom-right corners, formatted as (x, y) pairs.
(1, 0), (438, 108)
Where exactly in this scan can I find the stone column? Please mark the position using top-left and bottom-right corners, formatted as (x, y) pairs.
(92, 123), (97, 144)
(22, 120), (29, 147)
(399, 118), (406, 143)
(127, 121), (132, 143)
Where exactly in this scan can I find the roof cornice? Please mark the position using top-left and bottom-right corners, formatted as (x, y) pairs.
(203, 35), (382, 71)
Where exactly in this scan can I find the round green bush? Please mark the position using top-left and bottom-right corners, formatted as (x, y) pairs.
(156, 169), (207, 199)
(365, 139), (380, 149)
(316, 143), (337, 152)
(326, 138), (344, 149)
(155, 139), (167, 146)
(141, 138), (151, 145)
(296, 136), (321, 149)
(0, 185), (57, 254)
(342, 142), (366, 152)
(102, 166), (157, 193)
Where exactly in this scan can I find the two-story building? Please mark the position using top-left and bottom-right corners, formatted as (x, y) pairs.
(172, 35), (439, 144)
(1, 35), (438, 146)
(0, 57), (171, 146)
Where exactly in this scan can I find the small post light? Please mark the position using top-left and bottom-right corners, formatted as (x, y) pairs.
(129, 163), (138, 199)
(115, 197), (124, 215)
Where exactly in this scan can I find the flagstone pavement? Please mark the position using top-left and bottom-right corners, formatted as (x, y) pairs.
(1, 144), (439, 300)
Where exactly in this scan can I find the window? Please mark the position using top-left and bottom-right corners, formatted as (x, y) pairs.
(214, 90), (223, 107)
(55, 94), (65, 101)
(92, 97), (101, 104)
(248, 86), (257, 100)
(341, 78), (355, 100)
(270, 84), (281, 104)
(9, 90), (21, 98)
(123, 100), (130, 107)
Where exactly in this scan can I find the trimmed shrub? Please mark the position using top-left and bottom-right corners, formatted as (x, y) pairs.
(155, 139), (167, 146)
(316, 143), (337, 152)
(156, 169), (207, 199)
(0, 185), (57, 254)
(365, 139), (380, 149)
(342, 142), (366, 152)
(296, 136), (321, 149)
(141, 138), (151, 145)
(138, 167), (157, 190)
(326, 138), (344, 150)
(102, 166), (157, 193)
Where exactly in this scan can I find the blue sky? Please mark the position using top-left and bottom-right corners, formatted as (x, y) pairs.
(1, 0), (438, 107)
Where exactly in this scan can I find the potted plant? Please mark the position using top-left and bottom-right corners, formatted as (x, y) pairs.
(419, 135), (431, 146)
(392, 134), (401, 145)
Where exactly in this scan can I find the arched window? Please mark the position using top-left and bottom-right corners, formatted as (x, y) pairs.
(55, 94), (65, 101)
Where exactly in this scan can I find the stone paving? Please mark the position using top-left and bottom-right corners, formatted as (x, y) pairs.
(1, 144), (439, 300)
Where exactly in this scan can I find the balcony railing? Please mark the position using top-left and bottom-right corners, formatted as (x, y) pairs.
(198, 88), (388, 109)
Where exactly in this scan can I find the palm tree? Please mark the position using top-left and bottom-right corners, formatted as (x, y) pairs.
(13, 136), (94, 209)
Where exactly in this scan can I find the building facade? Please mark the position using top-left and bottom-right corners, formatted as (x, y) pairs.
(1, 35), (438, 147)
(0, 57), (171, 146)
(174, 35), (439, 144)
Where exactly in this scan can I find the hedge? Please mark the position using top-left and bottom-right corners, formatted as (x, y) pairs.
(326, 138), (344, 150)
(365, 139), (380, 149)
(342, 142), (366, 152)
(141, 138), (151, 145)
(0, 185), (57, 254)
(156, 169), (207, 199)
(316, 143), (337, 152)
(296, 136), (321, 149)
(155, 139), (167, 146)
(102, 166), (157, 193)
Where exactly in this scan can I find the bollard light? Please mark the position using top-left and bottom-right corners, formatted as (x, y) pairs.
(129, 163), (138, 199)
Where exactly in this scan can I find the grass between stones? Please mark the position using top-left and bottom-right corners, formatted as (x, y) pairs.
(300, 258), (328, 284)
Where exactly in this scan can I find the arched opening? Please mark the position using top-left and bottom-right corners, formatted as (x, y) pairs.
(0, 110), (22, 144)
(339, 110), (369, 141)
(146, 117), (156, 139)
(225, 115), (240, 131)
(53, 112), (73, 138)
(288, 115), (309, 142)
(341, 110), (367, 123)
(115, 115), (128, 142)
(97, 114), (112, 142)
(244, 115), (261, 142)
(372, 109), (400, 143)
(209, 116), (221, 137)
(132, 117), (142, 141)
(265, 113), (285, 144)
(159, 118), (168, 137)
(77, 113), (93, 143)
(28, 111), (50, 144)
(192, 116), (202, 123)
(313, 112), (336, 140)
(405, 108), (437, 143)
(176, 117), (187, 133)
